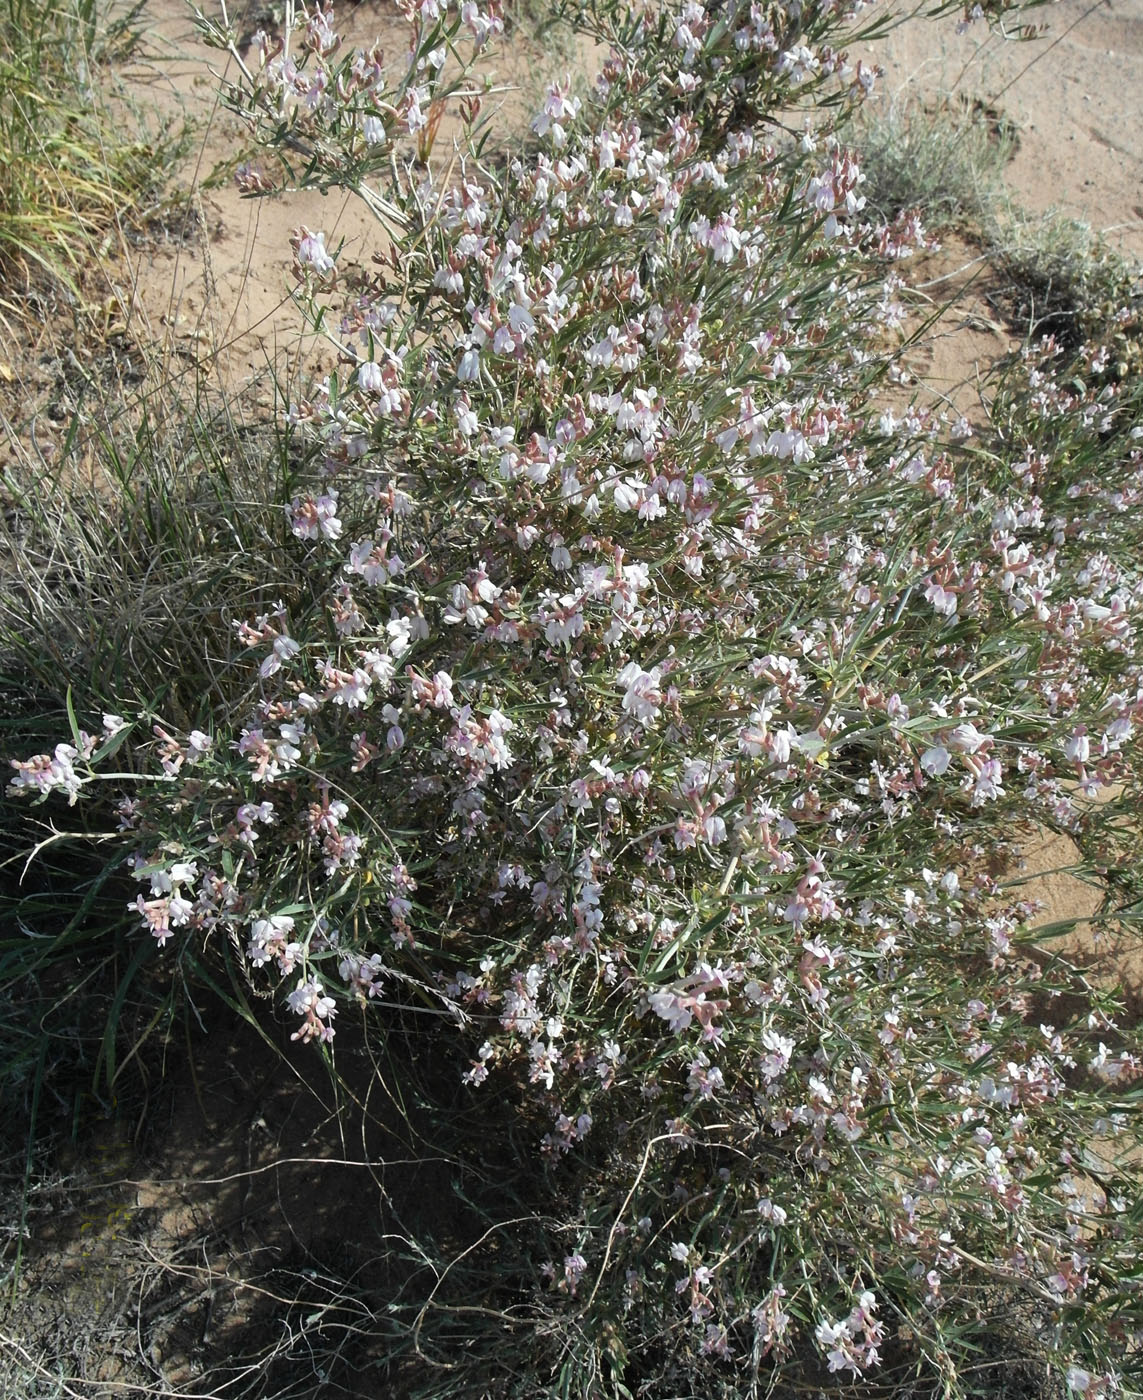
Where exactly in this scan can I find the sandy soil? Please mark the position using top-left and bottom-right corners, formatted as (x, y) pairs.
(860, 0), (1143, 264)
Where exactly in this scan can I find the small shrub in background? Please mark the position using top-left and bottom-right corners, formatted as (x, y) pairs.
(6, 0), (1143, 1396)
(852, 90), (1016, 230)
(985, 201), (1143, 349)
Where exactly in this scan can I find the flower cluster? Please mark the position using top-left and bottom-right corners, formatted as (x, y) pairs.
(10, 0), (1143, 1394)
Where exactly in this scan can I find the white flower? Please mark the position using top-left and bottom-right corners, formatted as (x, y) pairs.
(760, 1028), (795, 1081)
(757, 1198), (788, 1225)
(295, 228), (335, 276)
(709, 212), (742, 263)
(920, 745), (950, 777)
(291, 491), (342, 542)
(947, 722), (988, 754)
(358, 361), (384, 393)
(613, 477), (642, 512)
(169, 861), (198, 887)
(186, 730), (213, 762)
(925, 580), (958, 616)
(252, 913), (295, 943)
(647, 988), (691, 1033)
(617, 661), (663, 724)
(586, 329), (618, 367)
(260, 634), (300, 678)
(970, 757), (1005, 805)
(508, 303), (536, 338)
(288, 976), (337, 1020)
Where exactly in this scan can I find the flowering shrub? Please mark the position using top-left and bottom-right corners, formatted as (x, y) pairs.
(9, 0), (1143, 1394)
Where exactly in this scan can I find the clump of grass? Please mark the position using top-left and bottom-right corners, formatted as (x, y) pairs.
(0, 0), (184, 322)
(0, 378), (306, 731)
(853, 90), (1017, 230)
(0, 371), (307, 1078)
(0, 371), (312, 1310)
(984, 201), (1143, 348)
